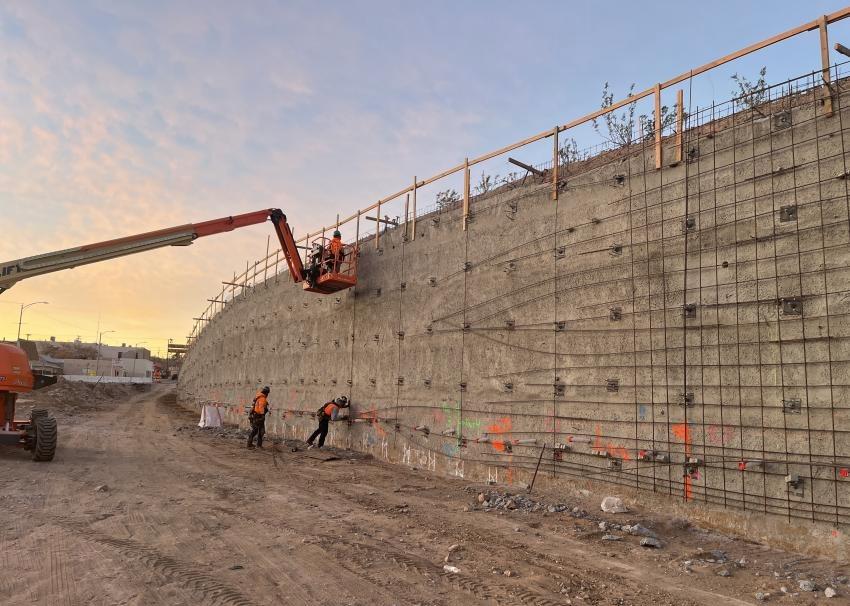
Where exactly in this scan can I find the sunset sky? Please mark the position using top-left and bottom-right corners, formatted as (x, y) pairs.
(1, 0), (848, 357)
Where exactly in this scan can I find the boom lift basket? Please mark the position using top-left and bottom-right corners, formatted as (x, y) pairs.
(303, 237), (359, 294)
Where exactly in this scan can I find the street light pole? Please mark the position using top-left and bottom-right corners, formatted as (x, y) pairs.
(16, 301), (48, 346)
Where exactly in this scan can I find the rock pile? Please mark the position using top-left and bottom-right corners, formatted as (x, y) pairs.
(468, 489), (587, 517)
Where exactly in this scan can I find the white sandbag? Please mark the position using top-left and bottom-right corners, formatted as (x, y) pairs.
(198, 404), (223, 428)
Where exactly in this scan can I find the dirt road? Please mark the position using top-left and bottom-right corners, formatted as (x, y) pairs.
(0, 385), (846, 605)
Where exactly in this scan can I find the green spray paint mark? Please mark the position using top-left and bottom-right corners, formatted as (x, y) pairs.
(441, 403), (482, 435)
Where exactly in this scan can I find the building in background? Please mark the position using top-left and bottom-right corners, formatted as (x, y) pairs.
(22, 338), (154, 384)
(61, 358), (153, 383)
(13, 339), (65, 376)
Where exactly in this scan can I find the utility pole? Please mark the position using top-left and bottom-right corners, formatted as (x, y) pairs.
(16, 301), (48, 345)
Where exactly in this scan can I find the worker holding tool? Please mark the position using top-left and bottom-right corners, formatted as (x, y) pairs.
(247, 386), (271, 449)
(306, 396), (349, 449)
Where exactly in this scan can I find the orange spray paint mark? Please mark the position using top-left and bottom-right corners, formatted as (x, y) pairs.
(671, 422), (693, 501)
(485, 417), (512, 451)
(374, 420), (387, 439)
(591, 425), (631, 460)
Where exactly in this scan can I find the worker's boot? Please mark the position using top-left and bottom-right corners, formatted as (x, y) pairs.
(247, 441), (255, 449)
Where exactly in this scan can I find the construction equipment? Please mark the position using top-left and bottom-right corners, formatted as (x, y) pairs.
(0, 208), (358, 295)
(0, 342), (58, 460)
(0, 208), (359, 461)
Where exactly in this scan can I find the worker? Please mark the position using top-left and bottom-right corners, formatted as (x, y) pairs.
(306, 395), (349, 449)
(304, 242), (323, 287)
(247, 386), (271, 449)
(326, 229), (345, 272)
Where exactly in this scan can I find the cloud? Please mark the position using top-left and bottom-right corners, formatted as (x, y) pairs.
(0, 0), (530, 353)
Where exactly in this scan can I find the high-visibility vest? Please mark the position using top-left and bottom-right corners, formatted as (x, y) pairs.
(322, 402), (338, 418)
(253, 393), (268, 415)
(329, 238), (344, 256)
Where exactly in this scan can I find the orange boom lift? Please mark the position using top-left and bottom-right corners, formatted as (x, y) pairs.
(0, 208), (358, 461)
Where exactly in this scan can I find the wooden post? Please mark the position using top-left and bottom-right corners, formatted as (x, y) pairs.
(820, 15), (834, 116)
(355, 210), (361, 247)
(411, 176), (417, 241)
(675, 89), (684, 163)
(552, 126), (559, 200)
(654, 83), (662, 169)
(375, 199), (381, 249)
(263, 235), (270, 283)
(463, 158), (470, 231)
(403, 193), (410, 239)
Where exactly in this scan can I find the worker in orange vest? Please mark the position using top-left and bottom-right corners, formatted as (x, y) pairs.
(247, 386), (271, 449)
(306, 396), (349, 449)
(326, 230), (345, 272)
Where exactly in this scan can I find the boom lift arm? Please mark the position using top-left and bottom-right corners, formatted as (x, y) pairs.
(0, 208), (306, 293)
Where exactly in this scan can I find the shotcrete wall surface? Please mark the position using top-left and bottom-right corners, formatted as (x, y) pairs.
(180, 80), (850, 556)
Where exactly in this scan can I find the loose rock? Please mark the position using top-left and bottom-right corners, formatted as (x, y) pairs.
(825, 587), (837, 598)
(799, 579), (816, 592)
(600, 496), (628, 514)
(625, 524), (657, 538)
(639, 537), (662, 549)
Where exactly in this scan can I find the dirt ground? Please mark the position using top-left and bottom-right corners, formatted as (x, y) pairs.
(0, 385), (848, 606)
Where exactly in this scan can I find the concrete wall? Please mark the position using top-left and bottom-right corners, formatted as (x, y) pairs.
(179, 80), (850, 555)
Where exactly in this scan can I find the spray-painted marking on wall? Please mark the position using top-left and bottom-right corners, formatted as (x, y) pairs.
(671, 423), (693, 501)
(438, 403), (482, 435)
(452, 459), (464, 478)
(638, 405), (648, 421)
(401, 445), (437, 471)
(592, 425), (631, 460)
(485, 417), (512, 451)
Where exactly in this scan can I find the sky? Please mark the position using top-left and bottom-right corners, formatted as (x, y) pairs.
(1, 0), (849, 357)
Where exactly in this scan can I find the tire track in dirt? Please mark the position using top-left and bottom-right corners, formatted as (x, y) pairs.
(48, 515), (259, 606)
(198, 436), (756, 606)
(214, 499), (562, 606)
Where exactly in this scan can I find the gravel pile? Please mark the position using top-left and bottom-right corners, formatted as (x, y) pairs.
(466, 488), (588, 517)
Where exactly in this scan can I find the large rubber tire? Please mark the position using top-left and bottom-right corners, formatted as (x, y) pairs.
(30, 408), (48, 420)
(32, 415), (57, 462)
